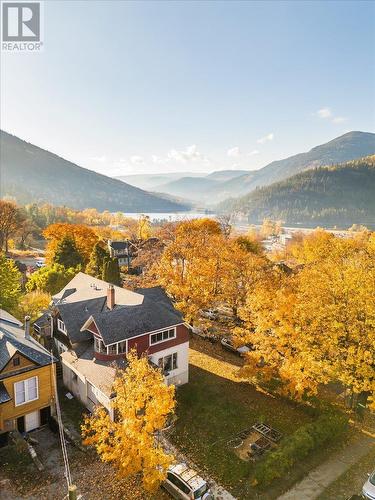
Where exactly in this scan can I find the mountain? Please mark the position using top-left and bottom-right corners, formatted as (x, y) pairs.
(154, 176), (222, 201)
(206, 169), (249, 181)
(217, 131), (375, 198)
(116, 172), (205, 191)
(117, 169), (249, 199)
(0, 131), (190, 212)
(218, 156), (375, 228)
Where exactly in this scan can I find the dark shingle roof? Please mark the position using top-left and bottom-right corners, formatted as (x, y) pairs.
(58, 297), (107, 343)
(109, 241), (129, 251)
(135, 286), (177, 313)
(0, 382), (11, 404)
(0, 310), (56, 374)
(91, 297), (183, 345)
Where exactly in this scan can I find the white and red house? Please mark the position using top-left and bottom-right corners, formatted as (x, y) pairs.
(35, 273), (189, 418)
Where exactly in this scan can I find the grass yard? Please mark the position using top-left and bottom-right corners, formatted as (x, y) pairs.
(316, 443), (375, 500)
(170, 347), (345, 499)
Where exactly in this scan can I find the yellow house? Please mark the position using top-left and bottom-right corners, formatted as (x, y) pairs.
(0, 310), (56, 443)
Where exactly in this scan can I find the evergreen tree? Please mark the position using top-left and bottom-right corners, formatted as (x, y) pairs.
(86, 242), (109, 278)
(54, 235), (83, 268)
(102, 257), (121, 286)
(0, 253), (22, 312)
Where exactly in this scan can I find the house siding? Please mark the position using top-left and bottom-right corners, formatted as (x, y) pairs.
(128, 324), (189, 356)
(0, 364), (56, 433)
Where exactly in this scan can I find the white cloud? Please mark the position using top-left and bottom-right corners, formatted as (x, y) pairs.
(167, 144), (208, 163)
(316, 107), (332, 119)
(332, 116), (348, 124)
(227, 146), (241, 158)
(90, 155), (107, 162)
(257, 133), (274, 144)
(130, 155), (144, 165)
(151, 155), (165, 165)
(248, 149), (259, 156)
(315, 108), (348, 124)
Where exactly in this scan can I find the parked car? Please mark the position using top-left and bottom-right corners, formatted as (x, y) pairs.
(163, 463), (213, 499)
(363, 470), (375, 499)
(221, 337), (250, 355)
(36, 260), (45, 268)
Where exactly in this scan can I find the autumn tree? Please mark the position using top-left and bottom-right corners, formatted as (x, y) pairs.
(43, 223), (98, 265)
(26, 264), (77, 295)
(0, 200), (25, 252)
(16, 291), (51, 322)
(82, 350), (175, 491)
(137, 215), (152, 240)
(54, 235), (84, 268)
(0, 253), (22, 312)
(260, 218), (282, 238)
(237, 233), (375, 408)
(86, 242), (110, 278)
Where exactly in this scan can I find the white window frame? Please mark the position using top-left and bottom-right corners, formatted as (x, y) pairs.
(158, 352), (178, 373)
(57, 318), (67, 334)
(14, 376), (39, 406)
(150, 328), (176, 346)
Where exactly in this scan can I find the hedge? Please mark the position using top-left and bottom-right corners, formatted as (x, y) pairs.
(253, 412), (349, 487)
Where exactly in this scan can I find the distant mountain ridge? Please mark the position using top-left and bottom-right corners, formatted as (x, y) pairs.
(117, 132), (375, 204)
(217, 131), (375, 198)
(117, 169), (249, 201)
(219, 155), (375, 228)
(0, 131), (190, 212)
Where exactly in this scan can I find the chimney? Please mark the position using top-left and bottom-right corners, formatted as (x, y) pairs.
(24, 316), (31, 339)
(107, 284), (115, 310)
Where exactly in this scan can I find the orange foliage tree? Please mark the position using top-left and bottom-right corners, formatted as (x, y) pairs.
(43, 223), (98, 265)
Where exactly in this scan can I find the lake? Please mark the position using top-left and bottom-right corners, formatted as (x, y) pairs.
(122, 211), (217, 222)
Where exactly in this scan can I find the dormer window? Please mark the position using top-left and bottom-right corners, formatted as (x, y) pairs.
(94, 337), (106, 354)
(57, 319), (67, 334)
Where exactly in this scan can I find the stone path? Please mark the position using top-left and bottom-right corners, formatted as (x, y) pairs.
(277, 434), (375, 500)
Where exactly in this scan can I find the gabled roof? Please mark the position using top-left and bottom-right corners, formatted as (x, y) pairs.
(57, 297), (107, 343)
(0, 310), (56, 374)
(108, 240), (129, 251)
(51, 273), (184, 346)
(86, 297), (183, 345)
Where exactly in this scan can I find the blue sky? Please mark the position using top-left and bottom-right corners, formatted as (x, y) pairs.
(1, 0), (374, 176)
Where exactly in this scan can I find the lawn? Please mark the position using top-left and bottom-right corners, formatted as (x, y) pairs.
(316, 444), (375, 500)
(170, 347), (316, 499)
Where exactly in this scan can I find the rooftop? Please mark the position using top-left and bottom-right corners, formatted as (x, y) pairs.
(0, 309), (56, 375)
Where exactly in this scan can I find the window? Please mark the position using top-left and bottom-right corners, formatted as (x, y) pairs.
(107, 344), (117, 355)
(158, 353), (178, 373)
(13, 357), (20, 367)
(57, 318), (67, 334)
(117, 340), (127, 354)
(14, 376), (38, 406)
(167, 473), (191, 495)
(94, 337), (106, 353)
(150, 328), (176, 345)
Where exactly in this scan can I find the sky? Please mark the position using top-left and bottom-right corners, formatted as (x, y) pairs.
(1, 0), (375, 176)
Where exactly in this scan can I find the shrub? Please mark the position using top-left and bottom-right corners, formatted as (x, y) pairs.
(253, 411), (348, 487)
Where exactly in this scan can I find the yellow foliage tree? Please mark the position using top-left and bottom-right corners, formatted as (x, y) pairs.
(16, 291), (51, 322)
(82, 350), (176, 491)
(238, 233), (375, 407)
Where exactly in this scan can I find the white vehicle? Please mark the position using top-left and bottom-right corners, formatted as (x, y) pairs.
(163, 463), (213, 500)
(363, 470), (375, 499)
(36, 260), (45, 268)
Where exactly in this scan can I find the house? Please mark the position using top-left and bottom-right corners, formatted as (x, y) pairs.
(36, 273), (189, 418)
(0, 310), (56, 443)
(107, 239), (136, 267)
